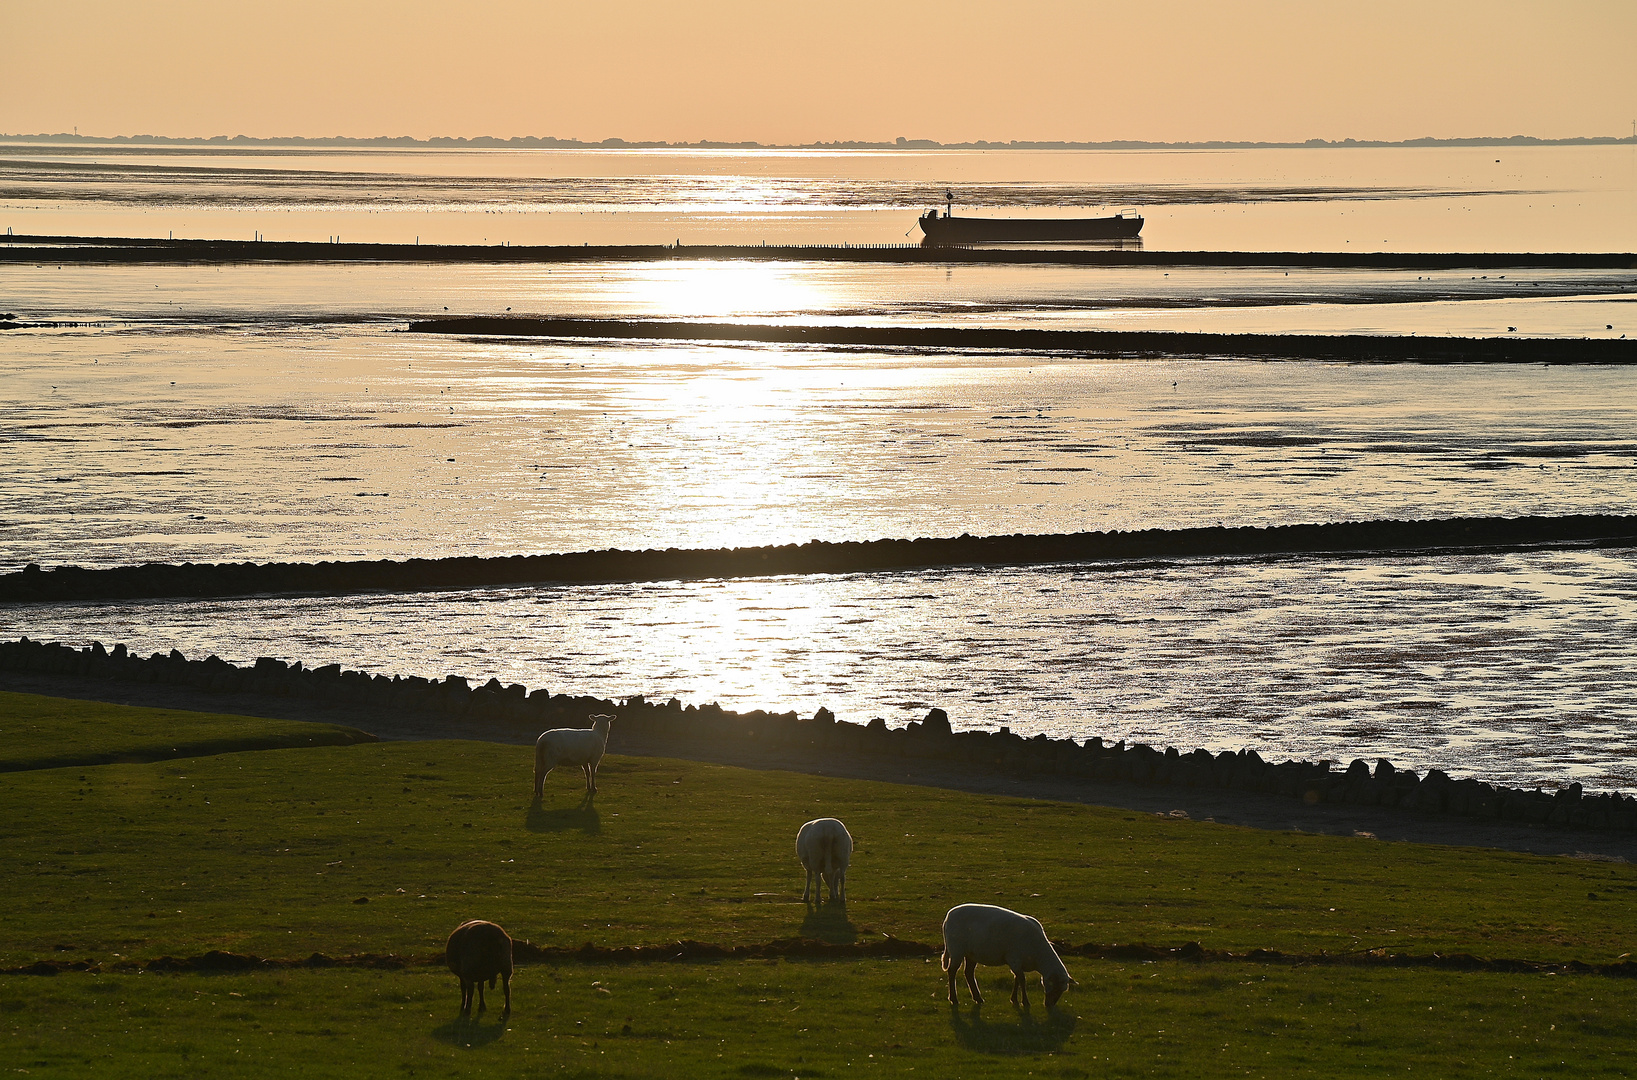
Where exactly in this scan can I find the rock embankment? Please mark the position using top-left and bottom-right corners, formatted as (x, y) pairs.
(3, 514), (1634, 603)
(410, 317), (1637, 364)
(4, 635), (1632, 837)
(4, 233), (1635, 270)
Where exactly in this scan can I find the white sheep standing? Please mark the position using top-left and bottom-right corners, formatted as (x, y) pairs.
(533, 713), (615, 797)
(446, 919), (513, 1018)
(941, 903), (1074, 1008)
(796, 817), (852, 903)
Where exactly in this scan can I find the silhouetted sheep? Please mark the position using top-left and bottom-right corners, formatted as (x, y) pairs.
(446, 919), (513, 1018)
(534, 713), (614, 797)
(796, 817), (852, 903)
(941, 903), (1073, 1008)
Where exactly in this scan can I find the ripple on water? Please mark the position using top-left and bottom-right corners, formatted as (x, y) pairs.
(4, 547), (1634, 792)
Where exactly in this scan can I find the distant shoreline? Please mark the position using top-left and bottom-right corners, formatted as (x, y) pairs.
(3, 133), (1635, 151)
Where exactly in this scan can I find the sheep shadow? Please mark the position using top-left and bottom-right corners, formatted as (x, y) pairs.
(797, 900), (857, 944)
(947, 1001), (1076, 1055)
(526, 792), (600, 834)
(431, 1013), (509, 1047)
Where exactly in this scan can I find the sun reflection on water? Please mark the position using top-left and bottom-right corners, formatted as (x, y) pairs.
(646, 577), (839, 713)
(616, 260), (831, 320)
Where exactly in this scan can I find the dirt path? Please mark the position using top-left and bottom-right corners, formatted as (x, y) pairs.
(7, 671), (1633, 862)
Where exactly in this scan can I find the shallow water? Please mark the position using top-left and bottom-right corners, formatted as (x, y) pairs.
(6, 546), (1636, 792)
(3, 145), (1635, 791)
(4, 143), (1635, 251)
(6, 312), (1636, 570)
(6, 260), (1635, 338)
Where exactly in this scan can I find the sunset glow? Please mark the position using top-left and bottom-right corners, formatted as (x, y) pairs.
(4, 1), (1635, 143)
(5, 5), (1637, 1074)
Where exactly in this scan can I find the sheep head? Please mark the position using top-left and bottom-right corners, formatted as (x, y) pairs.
(1044, 970), (1074, 1009)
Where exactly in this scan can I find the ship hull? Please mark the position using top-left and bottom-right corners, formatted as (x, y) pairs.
(919, 212), (1143, 244)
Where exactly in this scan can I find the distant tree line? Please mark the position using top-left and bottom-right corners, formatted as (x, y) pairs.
(1, 132), (1633, 150)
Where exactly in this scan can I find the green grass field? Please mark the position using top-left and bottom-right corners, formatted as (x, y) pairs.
(5, 693), (1637, 1076)
(7, 961), (1635, 1079)
(0, 690), (375, 771)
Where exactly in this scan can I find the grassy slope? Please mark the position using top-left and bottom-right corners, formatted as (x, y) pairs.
(6, 695), (1637, 1076)
(0, 690), (375, 771)
(4, 738), (1637, 965)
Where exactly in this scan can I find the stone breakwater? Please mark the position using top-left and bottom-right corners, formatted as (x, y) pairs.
(4, 234), (1636, 270)
(410, 317), (1637, 364)
(3, 514), (1634, 603)
(5, 635), (1634, 836)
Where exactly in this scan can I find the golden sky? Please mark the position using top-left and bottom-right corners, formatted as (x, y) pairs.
(3, 0), (1634, 143)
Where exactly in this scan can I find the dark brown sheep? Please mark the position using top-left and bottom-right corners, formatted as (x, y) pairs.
(446, 919), (513, 1018)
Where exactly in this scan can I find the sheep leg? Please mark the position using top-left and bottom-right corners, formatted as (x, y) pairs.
(802, 867), (814, 903)
(534, 757), (552, 797)
(587, 760), (598, 794)
(964, 957), (982, 1004)
(1011, 969), (1028, 1008)
(476, 979), (487, 1013)
(834, 868), (846, 904)
(501, 972), (512, 1019)
(460, 978), (474, 1016)
(946, 960), (959, 1004)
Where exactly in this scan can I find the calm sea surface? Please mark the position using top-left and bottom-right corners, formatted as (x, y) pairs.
(2, 145), (1634, 789)
(4, 142), (1635, 251)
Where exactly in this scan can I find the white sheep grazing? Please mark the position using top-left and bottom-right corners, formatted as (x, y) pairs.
(796, 817), (852, 903)
(446, 919), (513, 1018)
(533, 713), (615, 797)
(941, 903), (1074, 1008)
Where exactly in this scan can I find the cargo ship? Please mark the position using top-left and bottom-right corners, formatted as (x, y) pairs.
(917, 206), (1144, 244)
(916, 189), (1143, 244)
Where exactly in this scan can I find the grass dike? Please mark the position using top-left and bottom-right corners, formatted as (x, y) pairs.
(4, 695), (1637, 1075)
(0, 690), (375, 772)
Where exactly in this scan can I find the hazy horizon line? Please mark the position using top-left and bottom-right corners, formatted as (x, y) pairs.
(5, 132), (1636, 152)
